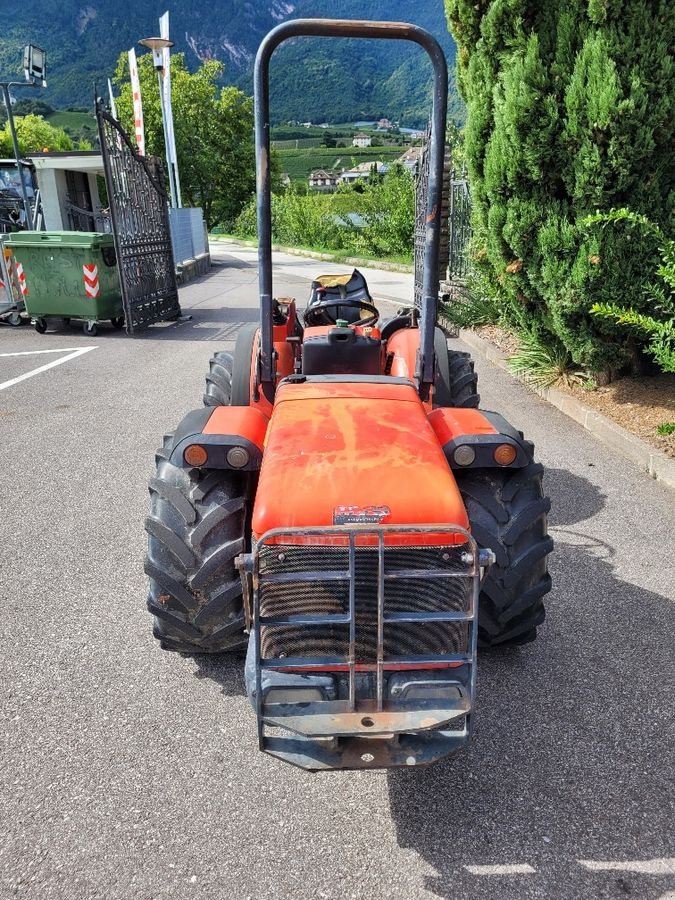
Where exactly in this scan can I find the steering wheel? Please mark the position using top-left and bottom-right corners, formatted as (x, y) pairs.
(303, 298), (380, 328)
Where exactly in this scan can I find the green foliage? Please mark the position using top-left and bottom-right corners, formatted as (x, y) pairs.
(353, 164), (415, 257)
(508, 332), (587, 389)
(276, 146), (403, 183)
(0, 114), (73, 155)
(233, 167), (415, 262)
(591, 305), (675, 373)
(113, 53), (254, 229)
(584, 210), (675, 373)
(657, 422), (675, 436)
(445, 0), (675, 375)
(45, 110), (98, 147)
(440, 284), (503, 329)
(0, 99), (54, 123)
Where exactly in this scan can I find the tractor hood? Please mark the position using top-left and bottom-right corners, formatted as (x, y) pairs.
(251, 378), (469, 538)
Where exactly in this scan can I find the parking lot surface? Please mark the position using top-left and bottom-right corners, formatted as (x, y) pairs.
(1, 242), (673, 899)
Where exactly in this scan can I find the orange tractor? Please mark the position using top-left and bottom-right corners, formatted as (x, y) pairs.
(145, 20), (552, 770)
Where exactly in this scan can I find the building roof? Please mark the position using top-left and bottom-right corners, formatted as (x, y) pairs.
(350, 160), (385, 173)
(28, 151), (104, 175)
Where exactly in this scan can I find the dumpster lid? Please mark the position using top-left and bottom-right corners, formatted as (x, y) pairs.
(5, 231), (114, 249)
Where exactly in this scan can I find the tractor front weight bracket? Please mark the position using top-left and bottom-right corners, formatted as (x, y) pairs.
(244, 524), (483, 771)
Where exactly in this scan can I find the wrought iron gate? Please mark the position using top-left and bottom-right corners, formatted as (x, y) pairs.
(413, 129), (451, 307)
(414, 132), (473, 303)
(448, 173), (472, 280)
(95, 99), (180, 332)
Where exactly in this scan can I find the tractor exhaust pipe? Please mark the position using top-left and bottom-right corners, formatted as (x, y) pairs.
(253, 19), (448, 397)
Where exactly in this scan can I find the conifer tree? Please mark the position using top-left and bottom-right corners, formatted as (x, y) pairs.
(445, 0), (674, 373)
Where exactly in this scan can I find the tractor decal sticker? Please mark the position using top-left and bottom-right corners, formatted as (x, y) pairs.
(83, 264), (100, 298)
(333, 505), (391, 525)
(15, 262), (28, 296)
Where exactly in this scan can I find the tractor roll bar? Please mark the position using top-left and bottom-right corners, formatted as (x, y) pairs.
(254, 19), (448, 395)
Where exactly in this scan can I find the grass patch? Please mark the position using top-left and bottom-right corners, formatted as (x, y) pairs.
(47, 110), (95, 130)
(508, 332), (587, 389)
(656, 422), (675, 435)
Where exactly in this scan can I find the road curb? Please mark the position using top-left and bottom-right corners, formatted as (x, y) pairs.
(459, 327), (675, 492)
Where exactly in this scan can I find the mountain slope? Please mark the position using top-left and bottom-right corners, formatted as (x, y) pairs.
(0, 1), (461, 125)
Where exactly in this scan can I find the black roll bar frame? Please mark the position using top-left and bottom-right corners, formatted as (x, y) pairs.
(254, 19), (448, 396)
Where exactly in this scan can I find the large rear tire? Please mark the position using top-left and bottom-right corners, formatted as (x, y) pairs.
(456, 462), (552, 647)
(145, 434), (248, 654)
(203, 351), (233, 407)
(434, 327), (480, 408)
(202, 323), (257, 407)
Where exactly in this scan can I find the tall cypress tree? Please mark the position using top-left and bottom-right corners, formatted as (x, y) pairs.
(445, 0), (674, 373)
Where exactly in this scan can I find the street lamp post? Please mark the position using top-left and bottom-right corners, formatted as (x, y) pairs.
(138, 36), (178, 209)
(0, 45), (47, 231)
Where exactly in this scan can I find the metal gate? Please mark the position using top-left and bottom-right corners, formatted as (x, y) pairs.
(95, 98), (180, 332)
(413, 128), (451, 307)
(414, 133), (473, 303)
(448, 172), (472, 280)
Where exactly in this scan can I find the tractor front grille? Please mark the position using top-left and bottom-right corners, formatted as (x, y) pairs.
(258, 542), (472, 661)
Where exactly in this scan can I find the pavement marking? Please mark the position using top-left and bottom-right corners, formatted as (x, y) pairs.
(0, 347), (97, 358)
(464, 864), (537, 876)
(578, 858), (675, 875)
(0, 346), (97, 392)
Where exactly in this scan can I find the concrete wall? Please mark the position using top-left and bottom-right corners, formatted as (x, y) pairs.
(37, 169), (69, 230)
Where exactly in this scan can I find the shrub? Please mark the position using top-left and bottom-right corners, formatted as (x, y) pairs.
(585, 210), (675, 373)
(445, 0), (674, 375)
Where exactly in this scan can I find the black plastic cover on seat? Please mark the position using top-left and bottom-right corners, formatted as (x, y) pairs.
(304, 270), (374, 325)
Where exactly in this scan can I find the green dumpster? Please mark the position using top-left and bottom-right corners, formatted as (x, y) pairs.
(4, 231), (124, 336)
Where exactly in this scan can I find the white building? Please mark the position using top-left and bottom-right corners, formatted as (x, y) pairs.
(309, 169), (338, 191)
(340, 161), (386, 184)
(352, 134), (372, 148)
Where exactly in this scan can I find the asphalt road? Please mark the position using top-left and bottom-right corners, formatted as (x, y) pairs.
(1, 242), (673, 900)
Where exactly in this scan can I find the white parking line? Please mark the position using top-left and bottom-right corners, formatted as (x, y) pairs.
(0, 347), (96, 358)
(0, 346), (97, 392)
(579, 858), (675, 875)
(464, 864), (537, 876)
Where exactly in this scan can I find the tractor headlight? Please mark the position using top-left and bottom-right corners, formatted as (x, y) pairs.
(453, 444), (476, 467)
(227, 446), (250, 468)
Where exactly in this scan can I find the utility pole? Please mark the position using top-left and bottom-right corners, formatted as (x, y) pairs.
(138, 35), (179, 209)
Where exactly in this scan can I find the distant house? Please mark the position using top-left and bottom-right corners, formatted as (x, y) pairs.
(309, 169), (338, 191)
(397, 147), (424, 174)
(352, 134), (372, 148)
(377, 117), (392, 130)
(340, 161), (386, 184)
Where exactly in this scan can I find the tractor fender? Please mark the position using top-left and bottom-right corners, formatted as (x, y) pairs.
(428, 407), (533, 469)
(169, 406), (269, 471)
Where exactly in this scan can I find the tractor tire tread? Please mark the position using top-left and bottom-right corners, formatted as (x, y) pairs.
(434, 328), (480, 409)
(203, 351), (233, 407)
(455, 463), (552, 647)
(145, 446), (248, 654)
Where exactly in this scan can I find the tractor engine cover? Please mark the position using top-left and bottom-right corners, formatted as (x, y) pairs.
(251, 378), (468, 536)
